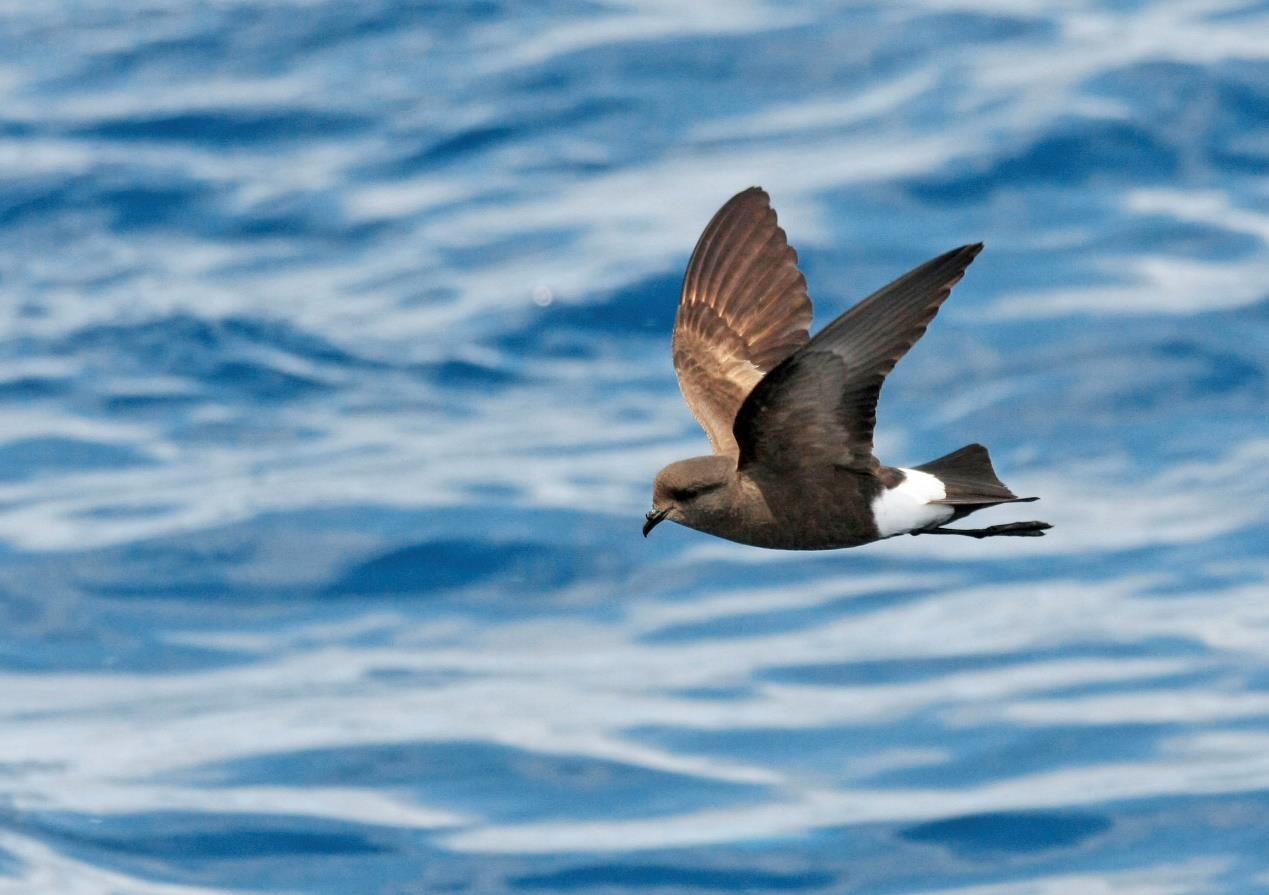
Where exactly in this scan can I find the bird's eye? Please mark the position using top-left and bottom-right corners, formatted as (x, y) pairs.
(669, 482), (721, 502)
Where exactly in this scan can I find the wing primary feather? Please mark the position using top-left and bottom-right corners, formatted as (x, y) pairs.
(696, 190), (760, 311)
(733, 242), (983, 471)
(708, 203), (767, 316)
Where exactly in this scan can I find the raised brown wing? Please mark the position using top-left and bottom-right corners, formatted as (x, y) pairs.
(733, 243), (984, 472)
(672, 187), (813, 456)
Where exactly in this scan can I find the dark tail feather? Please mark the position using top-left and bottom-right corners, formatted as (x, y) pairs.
(915, 443), (1036, 506)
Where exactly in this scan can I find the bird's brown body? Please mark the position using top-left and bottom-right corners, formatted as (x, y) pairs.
(651, 457), (883, 549)
(644, 187), (1050, 549)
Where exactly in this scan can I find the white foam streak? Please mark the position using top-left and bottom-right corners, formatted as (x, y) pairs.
(991, 254), (1269, 318)
(911, 859), (1226, 895)
(484, 0), (794, 71)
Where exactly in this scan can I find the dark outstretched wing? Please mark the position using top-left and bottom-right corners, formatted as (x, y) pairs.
(733, 243), (984, 472)
(672, 187), (813, 456)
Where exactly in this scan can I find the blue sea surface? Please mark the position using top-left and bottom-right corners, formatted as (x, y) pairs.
(2, 1), (1269, 893)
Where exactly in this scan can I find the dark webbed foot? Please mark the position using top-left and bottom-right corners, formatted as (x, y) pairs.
(913, 521), (1052, 539)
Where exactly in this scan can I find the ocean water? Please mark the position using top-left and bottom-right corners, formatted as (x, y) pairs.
(1, 1), (1268, 892)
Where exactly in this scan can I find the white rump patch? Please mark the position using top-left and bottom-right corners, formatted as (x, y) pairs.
(871, 467), (955, 537)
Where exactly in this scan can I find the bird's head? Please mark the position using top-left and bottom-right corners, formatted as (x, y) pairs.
(644, 455), (736, 537)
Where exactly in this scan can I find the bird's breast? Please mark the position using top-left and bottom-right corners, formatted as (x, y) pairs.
(695, 468), (884, 550)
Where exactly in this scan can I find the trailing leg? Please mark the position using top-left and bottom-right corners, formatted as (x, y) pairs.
(913, 521), (1052, 538)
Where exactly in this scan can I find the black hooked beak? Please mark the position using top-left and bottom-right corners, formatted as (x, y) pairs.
(642, 507), (670, 538)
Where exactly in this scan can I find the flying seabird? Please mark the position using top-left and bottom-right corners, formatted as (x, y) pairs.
(643, 187), (1050, 549)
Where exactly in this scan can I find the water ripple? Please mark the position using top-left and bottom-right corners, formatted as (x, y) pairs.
(0, 0), (1267, 892)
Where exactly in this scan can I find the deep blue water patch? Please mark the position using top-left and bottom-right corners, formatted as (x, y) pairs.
(48, 314), (374, 377)
(441, 227), (577, 271)
(424, 358), (520, 389)
(76, 109), (371, 145)
(0, 629), (246, 675)
(0, 437), (151, 481)
(900, 812), (1112, 856)
(1153, 339), (1264, 396)
(0, 375), (72, 401)
(10, 811), (402, 891)
(1086, 59), (1269, 155)
(325, 539), (588, 597)
(0, 844), (18, 877)
(905, 120), (1180, 202)
(1099, 218), (1261, 261)
(495, 272), (682, 361)
(869, 724), (1172, 789)
(65, 823), (387, 860)
(5, 310), (413, 412)
(381, 99), (635, 176)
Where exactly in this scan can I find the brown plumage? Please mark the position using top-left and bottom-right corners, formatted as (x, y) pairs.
(644, 187), (1051, 549)
(672, 186), (812, 456)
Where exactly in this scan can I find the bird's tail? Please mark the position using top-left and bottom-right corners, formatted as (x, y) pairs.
(915, 443), (1037, 506)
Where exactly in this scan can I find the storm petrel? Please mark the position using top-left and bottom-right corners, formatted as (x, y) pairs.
(643, 187), (1050, 548)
